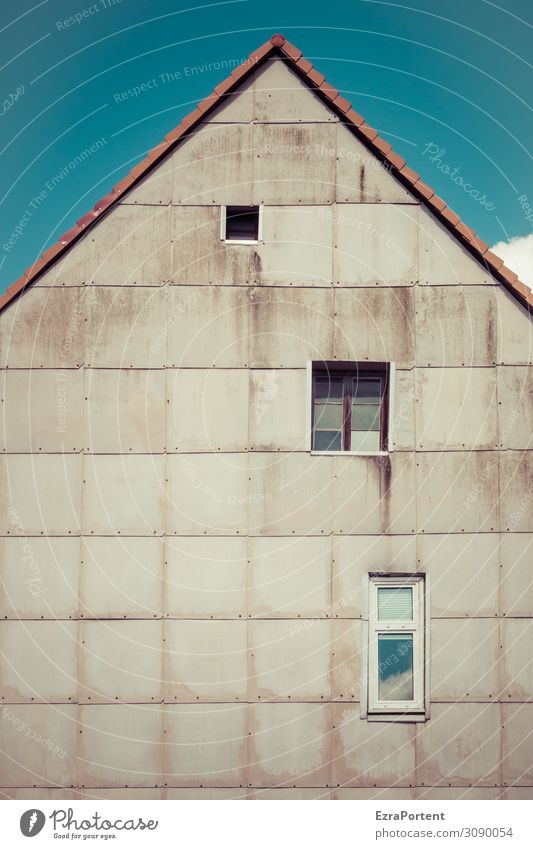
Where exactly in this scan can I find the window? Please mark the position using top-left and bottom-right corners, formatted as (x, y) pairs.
(311, 362), (390, 453)
(368, 575), (425, 716)
(223, 205), (260, 242)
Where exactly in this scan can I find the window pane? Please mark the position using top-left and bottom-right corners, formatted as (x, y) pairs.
(378, 586), (413, 620)
(378, 634), (414, 701)
(314, 430), (342, 451)
(315, 402), (343, 430)
(315, 377), (343, 401)
(313, 376), (344, 451)
(351, 403), (381, 431)
(350, 430), (381, 452)
(225, 206), (259, 240)
(352, 378), (382, 404)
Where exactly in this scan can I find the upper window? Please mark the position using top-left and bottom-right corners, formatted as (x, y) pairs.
(311, 362), (389, 453)
(223, 205), (260, 242)
(368, 575), (425, 716)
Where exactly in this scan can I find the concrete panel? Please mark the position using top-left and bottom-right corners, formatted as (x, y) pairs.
(167, 368), (248, 452)
(165, 537), (246, 618)
(164, 704), (247, 787)
(332, 704), (415, 786)
(332, 619), (363, 700)
(249, 369), (307, 451)
(389, 368), (417, 451)
(257, 206), (333, 286)
(333, 287), (415, 367)
(336, 122), (415, 204)
(84, 369), (166, 453)
(0, 454), (82, 535)
(79, 620), (163, 703)
(250, 619), (331, 700)
(334, 205), (417, 286)
(416, 286), (497, 367)
(0, 537), (79, 620)
(333, 457), (380, 535)
(334, 788), (415, 799)
(0, 369), (83, 453)
(252, 788), (331, 799)
(334, 453), (417, 535)
(501, 787), (533, 799)
(164, 620), (247, 701)
(431, 619), (499, 701)
(171, 206), (251, 286)
(500, 619), (533, 701)
(253, 123), (336, 205)
(254, 59), (337, 123)
(82, 455), (165, 535)
(248, 703), (331, 787)
(0, 288), (84, 368)
(121, 155), (173, 205)
(499, 451), (533, 532)
(205, 73), (254, 123)
(416, 367), (498, 450)
(169, 123), (253, 205)
(249, 453), (334, 535)
(81, 788), (162, 800)
(416, 703), (500, 786)
(418, 207), (491, 285)
(502, 704), (533, 785)
(416, 451), (500, 533)
(34, 238), (87, 286)
(248, 535), (331, 618)
(417, 787), (501, 800)
(85, 285), (167, 368)
(167, 285), (249, 367)
(0, 621), (77, 703)
(81, 537), (163, 619)
(497, 366), (533, 448)
(86, 204), (170, 285)
(78, 704), (163, 787)
(166, 788), (249, 799)
(500, 534), (533, 616)
(0, 705), (77, 787)
(166, 453), (248, 535)
(418, 534), (500, 617)
(496, 286), (533, 365)
(249, 287), (334, 368)
(1, 788), (80, 799)
(332, 535), (417, 618)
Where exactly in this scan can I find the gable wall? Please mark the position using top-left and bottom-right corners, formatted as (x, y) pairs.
(0, 58), (532, 799)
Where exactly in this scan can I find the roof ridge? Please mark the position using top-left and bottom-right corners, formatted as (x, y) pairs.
(1, 32), (531, 312)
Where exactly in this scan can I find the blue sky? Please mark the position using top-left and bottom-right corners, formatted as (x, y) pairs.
(1, 0), (532, 291)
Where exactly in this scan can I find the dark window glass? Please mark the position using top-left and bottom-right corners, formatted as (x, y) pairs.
(225, 206), (259, 241)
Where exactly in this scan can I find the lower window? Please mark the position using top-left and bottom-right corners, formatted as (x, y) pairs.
(368, 575), (426, 716)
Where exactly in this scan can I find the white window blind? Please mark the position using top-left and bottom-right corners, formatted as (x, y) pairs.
(377, 586), (413, 621)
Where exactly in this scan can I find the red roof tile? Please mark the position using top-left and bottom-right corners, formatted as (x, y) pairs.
(345, 108), (365, 127)
(333, 94), (352, 114)
(2, 33), (531, 313)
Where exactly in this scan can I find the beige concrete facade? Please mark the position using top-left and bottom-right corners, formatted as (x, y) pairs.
(0, 58), (532, 800)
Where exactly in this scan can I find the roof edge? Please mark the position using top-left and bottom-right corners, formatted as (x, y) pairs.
(1, 32), (531, 314)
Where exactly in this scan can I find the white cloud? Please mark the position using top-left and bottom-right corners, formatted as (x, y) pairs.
(491, 233), (533, 287)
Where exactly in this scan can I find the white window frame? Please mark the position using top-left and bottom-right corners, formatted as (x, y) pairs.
(306, 360), (396, 457)
(367, 575), (426, 717)
(220, 204), (263, 244)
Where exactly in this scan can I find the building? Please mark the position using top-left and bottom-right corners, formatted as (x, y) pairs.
(0, 34), (532, 800)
